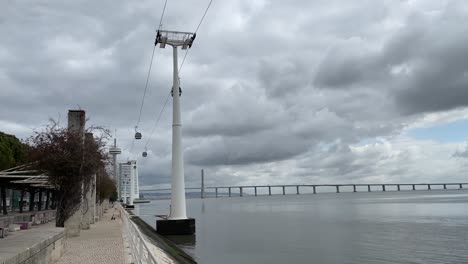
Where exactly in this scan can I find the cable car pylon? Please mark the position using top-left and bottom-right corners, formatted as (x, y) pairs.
(154, 29), (196, 235)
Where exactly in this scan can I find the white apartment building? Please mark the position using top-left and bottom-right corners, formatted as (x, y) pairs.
(118, 160), (140, 205)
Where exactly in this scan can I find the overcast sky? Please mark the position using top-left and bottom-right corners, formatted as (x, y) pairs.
(2, 0), (468, 189)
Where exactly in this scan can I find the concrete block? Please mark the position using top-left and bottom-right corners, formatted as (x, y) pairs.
(0, 226), (65, 264)
(16, 222), (32, 230)
(156, 218), (196, 235)
(0, 228), (8, 238)
(8, 225), (20, 232)
(64, 206), (82, 237)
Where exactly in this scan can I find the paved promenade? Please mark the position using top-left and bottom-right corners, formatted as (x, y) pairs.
(56, 208), (125, 264)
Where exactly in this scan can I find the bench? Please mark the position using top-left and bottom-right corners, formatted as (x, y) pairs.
(15, 222), (32, 230)
(0, 227), (8, 238)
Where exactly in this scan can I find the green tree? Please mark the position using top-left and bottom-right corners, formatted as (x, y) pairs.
(0, 132), (25, 170)
(25, 122), (114, 227)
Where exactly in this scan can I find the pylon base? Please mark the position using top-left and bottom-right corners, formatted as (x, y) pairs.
(156, 218), (195, 235)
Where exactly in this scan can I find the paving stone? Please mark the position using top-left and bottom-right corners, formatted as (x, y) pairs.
(56, 209), (125, 264)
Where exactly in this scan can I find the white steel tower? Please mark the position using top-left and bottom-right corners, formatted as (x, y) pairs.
(155, 30), (195, 220)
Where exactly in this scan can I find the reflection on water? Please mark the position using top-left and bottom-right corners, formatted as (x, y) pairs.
(135, 190), (468, 264)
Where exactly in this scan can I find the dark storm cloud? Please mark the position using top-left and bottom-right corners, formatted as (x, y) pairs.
(314, 3), (468, 115)
(185, 130), (311, 166)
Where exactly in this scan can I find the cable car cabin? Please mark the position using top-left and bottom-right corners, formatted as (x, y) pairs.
(142, 151), (147, 157)
(135, 132), (142, 140)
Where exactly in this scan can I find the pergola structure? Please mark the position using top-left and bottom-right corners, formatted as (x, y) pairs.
(0, 163), (55, 215)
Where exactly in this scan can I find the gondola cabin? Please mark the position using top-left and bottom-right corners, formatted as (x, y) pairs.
(135, 132), (142, 140)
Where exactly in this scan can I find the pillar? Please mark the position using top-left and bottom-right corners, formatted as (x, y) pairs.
(427, 184), (431, 190)
(336, 186), (340, 193)
(50, 191), (56, 210)
(38, 189), (43, 211)
(460, 184), (463, 189)
(353, 185), (356, 193)
(169, 46), (188, 220)
(313, 186), (316, 194)
(443, 184), (447, 190)
(368, 185), (371, 192)
(382, 185), (386, 192)
(228, 187), (231, 197)
(296, 186), (300, 195)
(240, 187), (243, 197)
(282, 186), (285, 195)
(254, 187), (257, 196)
(397, 185), (400, 191)
(412, 184), (416, 190)
(268, 186), (271, 196)
(1, 186), (7, 215)
(65, 109), (85, 237)
(10, 189), (16, 211)
(201, 169), (205, 199)
(45, 190), (50, 210)
(29, 188), (35, 212)
(215, 188), (218, 198)
(81, 133), (94, 230)
(91, 173), (96, 224)
(19, 190), (25, 213)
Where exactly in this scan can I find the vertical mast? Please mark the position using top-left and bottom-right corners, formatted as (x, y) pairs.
(170, 45), (187, 219)
(155, 30), (196, 220)
(109, 138), (121, 199)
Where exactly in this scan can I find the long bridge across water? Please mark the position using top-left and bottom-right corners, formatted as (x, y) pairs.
(142, 183), (467, 198)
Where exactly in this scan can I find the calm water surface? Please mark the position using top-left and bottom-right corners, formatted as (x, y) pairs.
(135, 190), (468, 264)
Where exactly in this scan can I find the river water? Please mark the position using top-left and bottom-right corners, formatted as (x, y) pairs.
(134, 190), (468, 264)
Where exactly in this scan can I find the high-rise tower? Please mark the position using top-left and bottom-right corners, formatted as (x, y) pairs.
(109, 138), (122, 198)
(118, 160), (139, 206)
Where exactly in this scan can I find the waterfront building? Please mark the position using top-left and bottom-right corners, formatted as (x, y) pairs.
(118, 160), (139, 205)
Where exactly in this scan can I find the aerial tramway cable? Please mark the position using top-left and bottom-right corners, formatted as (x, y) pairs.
(143, 91), (171, 150)
(129, 0), (170, 155)
(140, 0), (214, 156)
(179, 0), (214, 73)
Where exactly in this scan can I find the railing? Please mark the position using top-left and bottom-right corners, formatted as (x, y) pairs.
(120, 204), (159, 264)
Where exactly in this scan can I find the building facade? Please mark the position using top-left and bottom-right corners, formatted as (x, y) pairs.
(118, 160), (139, 205)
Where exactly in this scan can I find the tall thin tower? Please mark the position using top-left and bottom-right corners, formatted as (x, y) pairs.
(154, 30), (196, 235)
(109, 138), (122, 198)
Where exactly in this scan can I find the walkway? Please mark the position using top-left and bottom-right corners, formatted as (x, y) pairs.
(56, 208), (125, 264)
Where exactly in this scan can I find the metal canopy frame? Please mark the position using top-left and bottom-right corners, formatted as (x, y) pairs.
(155, 30), (196, 49)
(0, 163), (54, 189)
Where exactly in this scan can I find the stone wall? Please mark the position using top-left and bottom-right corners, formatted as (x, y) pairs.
(0, 227), (65, 264)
